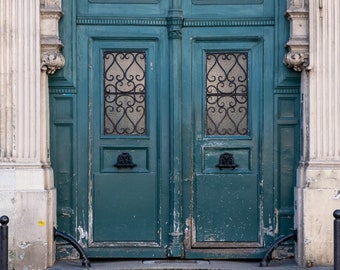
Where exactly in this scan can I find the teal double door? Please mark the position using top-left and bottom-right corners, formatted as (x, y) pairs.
(75, 0), (276, 259)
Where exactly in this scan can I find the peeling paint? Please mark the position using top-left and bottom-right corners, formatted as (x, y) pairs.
(60, 206), (74, 218)
(184, 217), (192, 247)
(260, 179), (264, 187)
(274, 208), (279, 234)
(171, 210), (181, 234)
(264, 227), (275, 237)
(77, 226), (88, 246)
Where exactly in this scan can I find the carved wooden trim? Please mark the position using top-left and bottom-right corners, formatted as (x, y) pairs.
(284, 0), (309, 72)
(40, 0), (65, 74)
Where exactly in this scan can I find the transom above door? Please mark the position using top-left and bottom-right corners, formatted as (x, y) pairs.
(73, 0), (276, 259)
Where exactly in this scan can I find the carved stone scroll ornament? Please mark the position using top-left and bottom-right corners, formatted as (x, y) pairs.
(41, 51), (65, 75)
(284, 51), (308, 72)
(284, 0), (309, 72)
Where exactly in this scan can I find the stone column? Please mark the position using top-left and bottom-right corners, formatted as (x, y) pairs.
(0, 0), (63, 268)
(286, 0), (340, 266)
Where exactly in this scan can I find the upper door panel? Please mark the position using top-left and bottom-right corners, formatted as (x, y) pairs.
(183, 0), (274, 18)
(77, 0), (169, 17)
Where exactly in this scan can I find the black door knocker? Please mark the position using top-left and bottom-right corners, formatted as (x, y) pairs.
(216, 152), (239, 170)
(113, 152), (137, 169)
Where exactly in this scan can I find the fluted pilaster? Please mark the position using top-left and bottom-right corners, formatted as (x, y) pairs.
(309, 0), (340, 161)
(0, 0), (41, 164)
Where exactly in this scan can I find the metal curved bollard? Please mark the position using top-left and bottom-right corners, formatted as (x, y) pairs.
(54, 227), (91, 268)
(260, 230), (297, 267)
(334, 210), (340, 270)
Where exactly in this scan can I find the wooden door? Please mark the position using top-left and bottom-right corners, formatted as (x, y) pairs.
(50, 0), (300, 260)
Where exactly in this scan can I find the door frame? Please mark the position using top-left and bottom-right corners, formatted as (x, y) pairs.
(49, 0), (301, 260)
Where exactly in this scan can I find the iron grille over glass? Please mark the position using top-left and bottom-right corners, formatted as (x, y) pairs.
(206, 52), (248, 136)
(103, 51), (146, 135)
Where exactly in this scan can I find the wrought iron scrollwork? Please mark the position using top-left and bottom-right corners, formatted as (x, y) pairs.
(113, 152), (137, 169)
(216, 152), (239, 170)
(103, 51), (146, 135)
(206, 52), (248, 136)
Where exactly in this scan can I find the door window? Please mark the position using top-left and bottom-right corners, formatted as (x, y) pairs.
(206, 52), (248, 136)
(103, 51), (147, 135)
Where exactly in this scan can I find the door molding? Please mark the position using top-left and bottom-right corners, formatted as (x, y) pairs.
(75, 17), (275, 27)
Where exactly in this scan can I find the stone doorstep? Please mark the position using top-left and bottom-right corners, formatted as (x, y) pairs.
(47, 259), (333, 270)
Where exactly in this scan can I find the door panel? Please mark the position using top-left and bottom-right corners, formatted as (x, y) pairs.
(77, 0), (168, 17)
(183, 0), (274, 18)
(182, 28), (273, 257)
(76, 26), (170, 256)
(91, 39), (166, 247)
(191, 39), (262, 247)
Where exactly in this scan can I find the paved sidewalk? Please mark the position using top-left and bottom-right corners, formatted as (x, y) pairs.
(48, 259), (333, 270)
